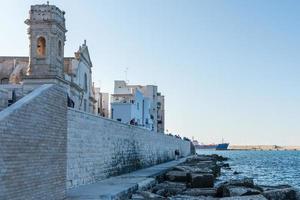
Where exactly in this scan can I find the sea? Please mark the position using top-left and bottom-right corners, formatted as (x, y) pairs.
(196, 150), (300, 189)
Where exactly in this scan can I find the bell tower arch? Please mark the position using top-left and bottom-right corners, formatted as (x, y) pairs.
(24, 3), (67, 80)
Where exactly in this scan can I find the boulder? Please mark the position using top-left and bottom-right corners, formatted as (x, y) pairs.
(152, 181), (186, 196)
(218, 186), (261, 197)
(296, 188), (300, 200)
(165, 171), (189, 182)
(220, 163), (230, 168)
(262, 187), (298, 200)
(226, 178), (255, 188)
(181, 188), (217, 197)
(131, 193), (145, 199)
(169, 195), (215, 200)
(185, 156), (214, 164)
(173, 165), (214, 174)
(258, 184), (292, 192)
(233, 171), (242, 175)
(216, 179), (257, 197)
(136, 191), (166, 199)
(220, 194), (267, 200)
(211, 154), (229, 162)
(189, 173), (214, 188)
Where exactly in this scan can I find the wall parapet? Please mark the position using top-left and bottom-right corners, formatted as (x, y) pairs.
(68, 107), (155, 131)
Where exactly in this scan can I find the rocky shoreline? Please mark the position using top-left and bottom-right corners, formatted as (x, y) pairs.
(130, 154), (300, 200)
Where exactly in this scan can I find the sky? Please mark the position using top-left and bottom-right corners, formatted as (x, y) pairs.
(1, 0), (300, 145)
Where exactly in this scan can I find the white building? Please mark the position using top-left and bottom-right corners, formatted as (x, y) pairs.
(111, 81), (153, 130)
(94, 87), (110, 118)
(111, 80), (165, 132)
(157, 92), (165, 133)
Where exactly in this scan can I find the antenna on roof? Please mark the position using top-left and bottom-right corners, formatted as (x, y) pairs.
(124, 67), (129, 84)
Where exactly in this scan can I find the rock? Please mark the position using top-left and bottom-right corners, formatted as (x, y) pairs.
(156, 189), (168, 197)
(173, 166), (189, 172)
(181, 188), (217, 197)
(189, 173), (214, 188)
(227, 178), (255, 188)
(170, 195), (215, 200)
(223, 163), (230, 168)
(211, 154), (228, 162)
(296, 188), (300, 200)
(220, 195), (267, 200)
(224, 186), (261, 197)
(165, 170), (189, 182)
(259, 184), (292, 192)
(131, 193), (145, 199)
(152, 181), (186, 196)
(138, 178), (156, 191)
(136, 191), (166, 199)
(216, 179), (257, 197)
(233, 171), (242, 175)
(211, 164), (221, 177)
(262, 187), (298, 200)
(173, 165), (214, 174)
(185, 156), (214, 164)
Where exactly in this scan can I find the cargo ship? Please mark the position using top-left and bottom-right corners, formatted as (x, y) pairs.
(192, 139), (229, 150)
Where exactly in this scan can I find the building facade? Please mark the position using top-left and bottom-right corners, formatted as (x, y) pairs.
(111, 80), (165, 132)
(94, 87), (110, 118)
(157, 92), (165, 133)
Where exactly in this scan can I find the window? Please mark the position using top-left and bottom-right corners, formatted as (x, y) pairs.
(37, 36), (46, 57)
(58, 40), (62, 57)
(84, 73), (88, 91)
(137, 102), (139, 110)
(0, 78), (9, 84)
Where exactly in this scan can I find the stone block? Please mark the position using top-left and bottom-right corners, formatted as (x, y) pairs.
(190, 173), (214, 188)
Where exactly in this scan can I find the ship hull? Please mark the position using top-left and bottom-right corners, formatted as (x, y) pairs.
(195, 143), (229, 150)
(216, 143), (230, 150)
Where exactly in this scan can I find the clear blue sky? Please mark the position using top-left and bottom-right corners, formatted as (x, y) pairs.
(1, 0), (300, 145)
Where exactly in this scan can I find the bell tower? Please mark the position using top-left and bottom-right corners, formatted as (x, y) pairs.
(24, 3), (67, 82)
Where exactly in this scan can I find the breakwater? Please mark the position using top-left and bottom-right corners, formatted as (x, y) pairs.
(229, 145), (300, 151)
(131, 154), (300, 199)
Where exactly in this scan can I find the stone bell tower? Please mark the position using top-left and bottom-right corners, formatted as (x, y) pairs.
(24, 3), (67, 84)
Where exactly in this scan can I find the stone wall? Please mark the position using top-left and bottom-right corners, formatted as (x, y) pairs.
(67, 108), (191, 188)
(0, 84), (67, 200)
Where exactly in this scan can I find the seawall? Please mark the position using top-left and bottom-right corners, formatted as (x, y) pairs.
(0, 84), (191, 199)
(67, 108), (191, 188)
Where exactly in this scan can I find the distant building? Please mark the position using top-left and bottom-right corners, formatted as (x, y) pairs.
(111, 80), (165, 132)
(94, 87), (110, 118)
(157, 93), (165, 133)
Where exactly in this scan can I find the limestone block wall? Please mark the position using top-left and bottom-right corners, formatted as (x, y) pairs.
(0, 84), (67, 200)
(67, 109), (191, 188)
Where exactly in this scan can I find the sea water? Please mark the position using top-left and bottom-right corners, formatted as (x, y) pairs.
(196, 150), (300, 188)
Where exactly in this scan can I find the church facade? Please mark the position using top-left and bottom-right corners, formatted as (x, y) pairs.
(0, 3), (96, 113)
